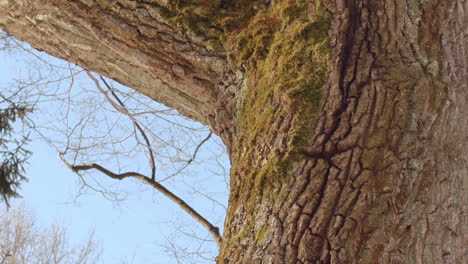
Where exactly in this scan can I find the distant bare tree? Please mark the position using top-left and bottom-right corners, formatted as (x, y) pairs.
(0, 205), (101, 264)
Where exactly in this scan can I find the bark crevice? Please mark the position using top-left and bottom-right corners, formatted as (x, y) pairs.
(1, 0), (466, 263)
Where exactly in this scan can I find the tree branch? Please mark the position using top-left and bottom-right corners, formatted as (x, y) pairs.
(100, 76), (156, 181)
(160, 132), (213, 182)
(86, 72), (157, 181)
(58, 153), (223, 246)
(0, 0), (238, 129)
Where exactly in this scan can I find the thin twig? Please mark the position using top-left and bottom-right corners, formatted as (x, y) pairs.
(86, 72), (156, 180)
(58, 153), (223, 246)
(159, 132), (212, 182)
(98, 75), (156, 181)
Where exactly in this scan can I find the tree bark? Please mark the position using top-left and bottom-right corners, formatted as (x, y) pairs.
(0, 0), (241, 147)
(220, 1), (468, 263)
(1, 0), (466, 263)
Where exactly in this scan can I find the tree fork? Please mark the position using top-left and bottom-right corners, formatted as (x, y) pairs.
(1, 0), (466, 263)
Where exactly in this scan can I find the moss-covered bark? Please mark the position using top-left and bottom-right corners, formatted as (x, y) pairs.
(1, 0), (466, 263)
(218, 0), (467, 263)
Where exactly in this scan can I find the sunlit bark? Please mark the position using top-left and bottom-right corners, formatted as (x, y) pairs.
(1, 0), (466, 263)
(0, 0), (240, 146)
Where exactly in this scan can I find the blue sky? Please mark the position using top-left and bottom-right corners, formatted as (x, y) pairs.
(1, 37), (229, 263)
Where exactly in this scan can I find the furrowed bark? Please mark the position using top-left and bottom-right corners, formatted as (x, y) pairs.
(219, 0), (467, 263)
(1, 0), (466, 263)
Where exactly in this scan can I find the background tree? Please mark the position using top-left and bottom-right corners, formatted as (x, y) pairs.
(0, 85), (31, 206)
(0, 204), (101, 264)
(0, 1), (466, 263)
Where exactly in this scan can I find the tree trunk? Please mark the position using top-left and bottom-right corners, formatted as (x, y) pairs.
(1, 1), (466, 263)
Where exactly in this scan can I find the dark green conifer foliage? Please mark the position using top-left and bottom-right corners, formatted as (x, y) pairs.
(0, 97), (31, 207)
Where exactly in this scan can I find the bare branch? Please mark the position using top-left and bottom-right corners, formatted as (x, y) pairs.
(160, 132), (213, 182)
(58, 153), (223, 246)
(99, 75), (156, 181)
(86, 72), (157, 181)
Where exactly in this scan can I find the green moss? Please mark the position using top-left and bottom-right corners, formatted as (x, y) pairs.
(135, 0), (330, 230)
(216, 4), (331, 257)
(133, 0), (229, 51)
(229, 0), (331, 200)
